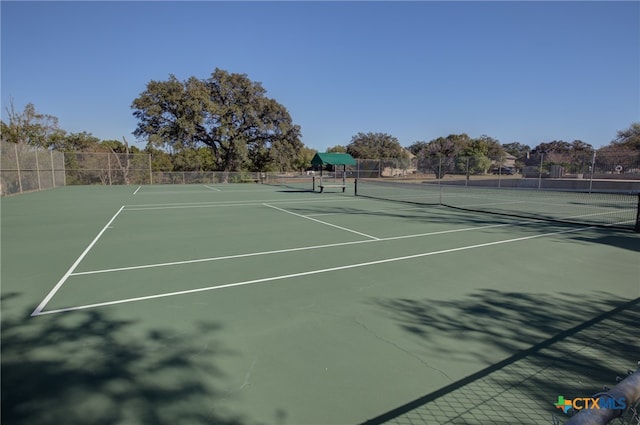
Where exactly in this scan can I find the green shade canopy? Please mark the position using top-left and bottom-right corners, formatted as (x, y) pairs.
(311, 152), (357, 166)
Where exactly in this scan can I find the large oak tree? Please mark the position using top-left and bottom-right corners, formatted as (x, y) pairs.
(596, 122), (640, 172)
(131, 68), (303, 174)
(346, 132), (407, 159)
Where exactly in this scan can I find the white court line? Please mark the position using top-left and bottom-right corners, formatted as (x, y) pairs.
(449, 201), (634, 221)
(306, 205), (434, 217)
(33, 225), (590, 316)
(71, 221), (521, 277)
(204, 185), (222, 191)
(263, 203), (380, 240)
(64, 202), (632, 279)
(447, 200), (527, 208)
(133, 186), (142, 195)
(124, 197), (350, 211)
(564, 210), (632, 219)
(30, 206), (126, 317)
(445, 193), (634, 212)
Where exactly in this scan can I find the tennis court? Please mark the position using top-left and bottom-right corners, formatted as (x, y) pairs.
(2, 182), (639, 425)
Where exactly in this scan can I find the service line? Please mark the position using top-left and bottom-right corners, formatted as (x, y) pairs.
(71, 220), (521, 277)
(34, 224), (589, 316)
(263, 203), (380, 240)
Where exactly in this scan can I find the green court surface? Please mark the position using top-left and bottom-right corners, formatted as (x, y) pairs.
(1, 184), (638, 425)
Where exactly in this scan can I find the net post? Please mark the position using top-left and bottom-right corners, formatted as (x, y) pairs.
(564, 368), (640, 425)
(354, 178), (358, 196)
(589, 151), (596, 193)
(538, 152), (544, 189)
(635, 193), (640, 233)
(313, 175), (316, 192)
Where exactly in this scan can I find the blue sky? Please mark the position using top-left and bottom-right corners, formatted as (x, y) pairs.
(2, 1), (639, 151)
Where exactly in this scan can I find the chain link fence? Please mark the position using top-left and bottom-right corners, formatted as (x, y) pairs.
(151, 171), (262, 184)
(63, 151), (153, 186)
(2, 141), (639, 195)
(1, 140), (65, 195)
(351, 153), (640, 192)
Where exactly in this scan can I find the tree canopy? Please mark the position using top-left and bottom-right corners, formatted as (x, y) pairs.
(131, 68), (303, 173)
(407, 134), (504, 178)
(346, 132), (407, 159)
(3, 95), (638, 178)
(1, 100), (65, 148)
(501, 142), (531, 159)
(326, 145), (347, 153)
(612, 122), (640, 150)
(595, 122), (640, 170)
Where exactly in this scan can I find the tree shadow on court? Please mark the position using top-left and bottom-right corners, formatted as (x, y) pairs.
(365, 290), (639, 424)
(567, 227), (640, 253)
(1, 302), (266, 425)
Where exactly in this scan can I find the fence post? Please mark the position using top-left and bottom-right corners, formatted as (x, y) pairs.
(465, 157), (470, 187)
(635, 194), (640, 233)
(538, 153), (544, 189)
(148, 154), (153, 185)
(50, 150), (56, 188)
(14, 143), (23, 193)
(108, 153), (112, 185)
(35, 148), (42, 190)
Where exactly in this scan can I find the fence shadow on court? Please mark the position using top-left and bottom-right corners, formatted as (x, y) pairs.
(1, 297), (270, 425)
(363, 291), (639, 424)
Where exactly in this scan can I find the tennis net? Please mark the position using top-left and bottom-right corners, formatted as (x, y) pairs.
(354, 179), (640, 232)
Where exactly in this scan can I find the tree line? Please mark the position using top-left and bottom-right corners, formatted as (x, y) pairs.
(2, 68), (639, 175)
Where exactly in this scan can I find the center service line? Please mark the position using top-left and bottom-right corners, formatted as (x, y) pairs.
(32, 225), (589, 316)
(263, 203), (380, 240)
(71, 221), (520, 277)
